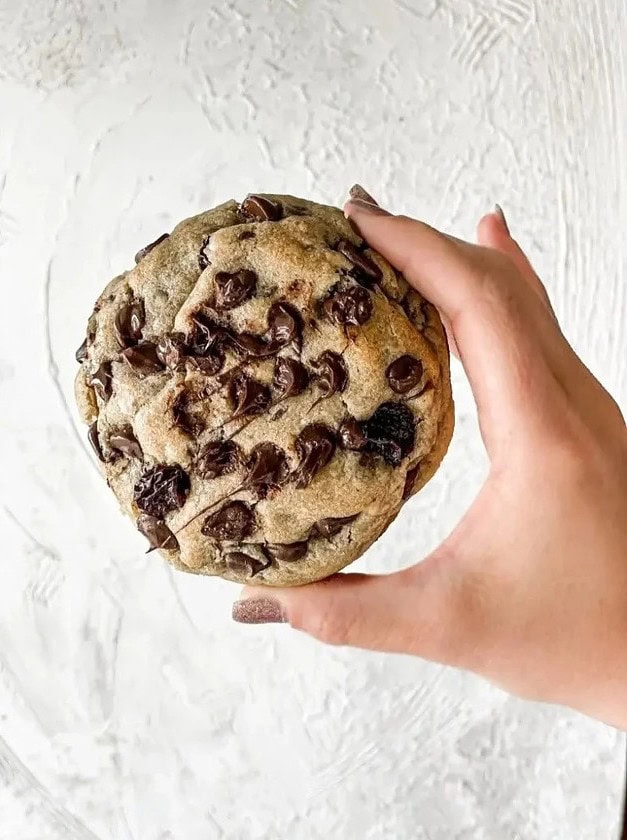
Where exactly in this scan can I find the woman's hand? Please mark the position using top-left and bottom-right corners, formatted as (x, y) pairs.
(233, 188), (627, 730)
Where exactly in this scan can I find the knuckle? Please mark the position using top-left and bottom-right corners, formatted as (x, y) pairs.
(292, 603), (353, 647)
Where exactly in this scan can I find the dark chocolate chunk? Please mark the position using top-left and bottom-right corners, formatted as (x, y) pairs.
(337, 239), (382, 285)
(172, 392), (202, 437)
(109, 427), (143, 460)
(134, 463), (190, 517)
(189, 312), (227, 356)
(135, 233), (169, 264)
(322, 285), (372, 327)
(245, 443), (289, 489)
(196, 440), (241, 479)
(156, 332), (187, 369)
(88, 422), (104, 462)
(202, 500), (254, 540)
(292, 424), (337, 488)
(198, 234), (211, 271)
(121, 342), (164, 376)
(137, 514), (179, 551)
(273, 357), (309, 398)
(403, 464), (420, 500)
(229, 332), (269, 357)
(187, 349), (225, 375)
(312, 351), (348, 397)
(362, 402), (416, 467)
(228, 373), (271, 417)
(267, 302), (301, 349)
(214, 269), (257, 311)
(75, 338), (88, 363)
(225, 551), (270, 577)
(90, 362), (113, 402)
(114, 300), (145, 348)
(338, 417), (367, 450)
(263, 541), (308, 563)
(313, 514), (359, 539)
(239, 194), (283, 222)
(386, 355), (423, 394)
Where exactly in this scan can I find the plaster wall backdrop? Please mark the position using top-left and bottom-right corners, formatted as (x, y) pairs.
(0, 0), (625, 838)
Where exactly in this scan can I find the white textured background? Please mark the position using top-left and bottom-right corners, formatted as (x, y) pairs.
(0, 1), (626, 838)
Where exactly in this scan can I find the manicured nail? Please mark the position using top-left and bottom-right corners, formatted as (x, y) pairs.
(494, 204), (510, 234)
(349, 183), (379, 206)
(232, 597), (287, 625)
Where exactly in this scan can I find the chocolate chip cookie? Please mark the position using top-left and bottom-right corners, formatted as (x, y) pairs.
(75, 194), (454, 586)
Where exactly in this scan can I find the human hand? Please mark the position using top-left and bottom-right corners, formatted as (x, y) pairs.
(233, 188), (627, 730)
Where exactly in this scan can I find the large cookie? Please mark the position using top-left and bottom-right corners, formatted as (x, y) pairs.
(75, 194), (454, 586)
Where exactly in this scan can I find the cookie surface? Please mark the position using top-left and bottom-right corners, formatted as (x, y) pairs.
(75, 194), (454, 586)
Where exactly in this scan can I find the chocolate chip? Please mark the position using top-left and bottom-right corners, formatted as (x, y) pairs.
(90, 362), (113, 401)
(156, 332), (187, 369)
(137, 514), (179, 551)
(313, 514), (359, 539)
(403, 464), (420, 500)
(228, 373), (271, 417)
(75, 338), (88, 363)
(214, 269), (257, 311)
(263, 541), (308, 562)
(172, 392), (202, 437)
(109, 427), (143, 460)
(239, 194), (283, 222)
(245, 443), (289, 490)
(199, 234), (211, 271)
(229, 332), (269, 357)
(337, 239), (382, 286)
(121, 342), (164, 376)
(322, 285), (372, 327)
(202, 500), (255, 540)
(386, 355), (423, 394)
(187, 350), (225, 375)
(338, 417), (367, 450)
(88, 422), (104, 462)
(189, 312), (227, 356)
(134, 464), (190, 517)
(114, 300), (145, 348)
(225, 551), (270, 577)
(362, 402), (416, 466)
(273, 357), (309, 398)
(312, 351), (348, 397)
(267, 302), (301, 349)
(293, 424), (337, 488)
(196, 440), (241, 479)
(135, 233), (169, 264)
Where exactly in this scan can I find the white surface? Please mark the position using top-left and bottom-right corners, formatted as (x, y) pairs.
(0, 1), (625, 838)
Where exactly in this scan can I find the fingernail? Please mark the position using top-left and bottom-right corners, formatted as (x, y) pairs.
(232, 597), (287, 625)
(349, 183), (379, 206)
(344, 198), (391, 218)
(494, 204), (510, 234)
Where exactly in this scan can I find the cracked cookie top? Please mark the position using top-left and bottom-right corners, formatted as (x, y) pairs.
(74, 194), (454, 586)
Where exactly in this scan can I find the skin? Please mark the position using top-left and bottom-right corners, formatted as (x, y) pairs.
(233, 190), (627, 731)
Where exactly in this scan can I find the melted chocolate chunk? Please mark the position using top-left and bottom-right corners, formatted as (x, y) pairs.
(263, 541), (308, 562)
(267, 302), (301, 349)
(245, 443), (289, 490)
(362, 402), (416, 467)
(337, 239), (382, 286)
(121, 342), (164, 376)
(137, 514), (179, 551)
(202, 500), (254, 540)
(134, 464), (190, 517)
(198, 234), (211, 271)
(214, 269), (257, 310)
(135, 233), (169, 264)
(313, 351), (348, 397)
(114, 300), (145, 348)
(386, 355), (423, 394)
(88, 422), (104, 462)
(339, 417), (367, 450)
(322, 285), (372, 327)
(403, 464), (421, 500)
(187, 349), (225, 375)
(109, 427), (143, 460)
(239, 194), (283, 222)
(156, 332), (187, 369)
(189, 313), (226, 356)
(293, 425), (337, 488)
(272, 357), (309, 398)
(90, 362), (113, 401)
(225, 551), (270, 577)
(75, 338), (88, 363)
(196, 440), (241, 479)
(228, 373), (271, 417)
(313, 514), (359, 539)
(229, 332), (269, 357)
(172, 392), (202, 437)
